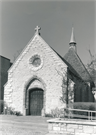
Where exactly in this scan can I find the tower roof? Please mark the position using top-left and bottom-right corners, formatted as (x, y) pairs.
(69, 27), (76, 44)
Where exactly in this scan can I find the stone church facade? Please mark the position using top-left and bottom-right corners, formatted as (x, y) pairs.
(4, 27), (67, 116)
(3, 26), (95, 116)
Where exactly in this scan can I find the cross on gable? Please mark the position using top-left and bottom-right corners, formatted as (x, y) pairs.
(35, 26), (41, 34)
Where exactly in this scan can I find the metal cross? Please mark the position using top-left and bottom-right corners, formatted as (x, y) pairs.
(35, 26), (41, 34)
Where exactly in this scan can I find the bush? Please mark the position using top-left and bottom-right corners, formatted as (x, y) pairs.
(0, 100), (22, 116)
(6, 107), (22, 116)
(45, 108), (65, 118)
(45, 113), (53, 117)
(51, 107), (60, 118)
(0, 100), (4, 113)
(1, 105), (22, 116)
(14, 111), (22, 116)
(69, 102), (96, 116)
(0, 100), (7, 114)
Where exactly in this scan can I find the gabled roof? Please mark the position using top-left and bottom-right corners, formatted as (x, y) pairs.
(6, 26), (92, 82)
(8, 32), (67, 73)
(50, 46), (91, 82)
(63, 48), (92, 82)
(0, 55), (10, 61)
(51, 47), (81, 79)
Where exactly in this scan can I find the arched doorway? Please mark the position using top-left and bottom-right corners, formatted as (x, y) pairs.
(29, 88), (43, 115)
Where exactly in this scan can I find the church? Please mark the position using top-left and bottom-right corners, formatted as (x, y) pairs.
(3, 26), (95, 116)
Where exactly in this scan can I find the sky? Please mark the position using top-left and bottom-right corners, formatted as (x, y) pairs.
(0, 0), (96, 64)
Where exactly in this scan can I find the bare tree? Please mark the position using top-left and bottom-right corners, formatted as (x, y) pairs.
(87, 49), (96, 83)
(55, 68), (74, 106)
(13, 48), (23, 62)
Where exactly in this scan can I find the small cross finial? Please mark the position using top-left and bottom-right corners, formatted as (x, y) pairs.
(35, 26), (41, 35)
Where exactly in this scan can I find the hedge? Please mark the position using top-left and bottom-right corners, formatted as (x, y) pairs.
(68, 102), (96, 116)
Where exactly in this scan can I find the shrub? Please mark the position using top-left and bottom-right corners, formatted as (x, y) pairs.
(45, 108), (65, 118)
(2, 106), (22, 116)
(51, 107), (60, 118)
(69, 102), (96, 116)
(6, 107), (13, 115)
(14, 111), (22, 116)
(45, 113), (53, 117)
(0, 100), (4, 113)
(0, 100), (7, 114)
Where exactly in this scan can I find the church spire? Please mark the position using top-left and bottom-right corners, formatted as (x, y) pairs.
(69, 27), (77, 52)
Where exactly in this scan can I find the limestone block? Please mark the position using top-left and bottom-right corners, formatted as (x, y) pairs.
(5, 88), (12, 92)
(66, 131), (74, 134)
(53, 123), (59, 127)
(71, 124), (78, 129)
(4, 97), (10, 100)
(49, 130), (59, 134)
(78, 133), (91, 135)
(94, 126), (96, 133)
(60, 128), (66, 131)
(67, 128), (74, 133)
(48, 124), (53, 130)
(4, 91), (11, 94)
(75, 129), (83, 133)
(59, 130), (64, 133)
(60, 123), (66, 128)
(67, 124), (78, 129)
(4, 94), (12, 97)
(83, 126), (94, 133)
(8, 100), (12, 103)
(75, 134), (80, 135)
(53, 127), (60, 131)
(78, 125), (83, 129)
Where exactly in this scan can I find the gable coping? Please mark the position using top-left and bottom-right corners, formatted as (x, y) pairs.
(8, 33), (67, 74)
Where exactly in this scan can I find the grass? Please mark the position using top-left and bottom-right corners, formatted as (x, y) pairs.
(0, 115), (49, 135)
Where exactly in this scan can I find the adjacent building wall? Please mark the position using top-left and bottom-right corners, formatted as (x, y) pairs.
(0, 56), (12, 113)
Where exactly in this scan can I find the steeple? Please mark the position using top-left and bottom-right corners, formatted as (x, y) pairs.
(69, 27), (77, 52)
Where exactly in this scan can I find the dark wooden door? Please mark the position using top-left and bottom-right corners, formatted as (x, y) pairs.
(29, 88), (43, 115)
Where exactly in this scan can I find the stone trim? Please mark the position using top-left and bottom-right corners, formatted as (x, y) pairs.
(23, 75), (46, 116)
(28, 53), (43, 71)
(47, 118), (96, 135)
(8, 34), (67, 74)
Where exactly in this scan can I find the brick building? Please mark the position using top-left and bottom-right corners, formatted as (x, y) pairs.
(2, 26), (95, 116)
(0, 56), (12, 113)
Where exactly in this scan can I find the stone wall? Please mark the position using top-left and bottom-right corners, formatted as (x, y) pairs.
(4, 34), (67, 115)
(47, 119), (96, 135)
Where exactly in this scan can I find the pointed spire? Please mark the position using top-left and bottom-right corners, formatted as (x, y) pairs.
(69, 27), (77, 52)
(69, 27), (76, 44)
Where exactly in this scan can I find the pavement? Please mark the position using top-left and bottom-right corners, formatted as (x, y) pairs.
(0, 115), (50, 135)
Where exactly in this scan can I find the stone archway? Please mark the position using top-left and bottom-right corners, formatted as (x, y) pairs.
(23, 76), (46, 116)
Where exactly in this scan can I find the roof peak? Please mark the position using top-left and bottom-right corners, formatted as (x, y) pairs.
(69, 27), (76, 44)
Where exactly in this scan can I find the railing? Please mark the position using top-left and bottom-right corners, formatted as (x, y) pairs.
(64, 108), (96, 121)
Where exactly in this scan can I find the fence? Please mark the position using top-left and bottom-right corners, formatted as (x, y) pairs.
(64, 108), (96, 121)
